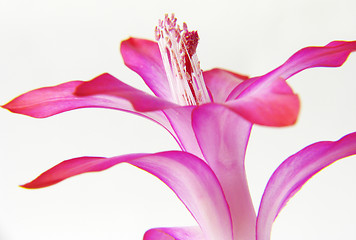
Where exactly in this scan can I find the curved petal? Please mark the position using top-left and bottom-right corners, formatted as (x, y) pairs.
(256, 132), (356, 240)
(226, 40), (356, 126)
(163, 107), (204, 160)
(229, 40), (356, 100)
(2, 80), (85, 118)
(203, 68), (248, 103)
(226, 79), (300, 126)
(75, 73), (177, 112)
(120, 38), (173, 101)
(192, 104), (255, 240)
(277, 40), (356, 80)
(144, 226), (204, 240)
(2, 73), (180, 148)
(1, 74), (173, 120)
(21, 151), (233, 240)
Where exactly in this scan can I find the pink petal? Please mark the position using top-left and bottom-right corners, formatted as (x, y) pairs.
(277, 40), (356, 80)
(226, 79), (300, 126)
(163, 107), (204, 159)
(22, 151), (233, 240)
(144, 227), (204, 240)
(192, 104), (256, 240)
(226, 40), (356, 126)
(75, 73), (177, 112)
(203, 68), (248, 103)
(2, 73), (179, 147)
(3, 80), (85, 118)
(120, 38), (173, 101)
(256, 132), (356, 240)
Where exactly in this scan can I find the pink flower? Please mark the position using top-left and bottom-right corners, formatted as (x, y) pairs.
(3, 17), (356, 158)
(2, 14), (356, 240)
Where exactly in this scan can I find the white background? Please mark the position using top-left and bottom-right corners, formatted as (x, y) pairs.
(0, 0), (356, 239)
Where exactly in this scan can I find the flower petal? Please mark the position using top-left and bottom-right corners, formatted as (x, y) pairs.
(192, 104), (256, 240)
(22, 151), (233, 240)
(229, 40), (356, 100)
(163, 107), (204, 159)
(203, 68), (248, 103)
(3, 80), (85, 118)
(75, 73), (177, 112)
(120, 38), (172, 101)
(226, 40), (356, 126)
(2, 73), (174, 117)
(226, 79), (300, 126)
(2, 73), (179, 147)
(277, 40), (356, 80)
(144, 226), (204, 240)
(256, 132), (356, 240)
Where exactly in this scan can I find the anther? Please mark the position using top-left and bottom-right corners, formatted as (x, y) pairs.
(155, 14), (210, 106)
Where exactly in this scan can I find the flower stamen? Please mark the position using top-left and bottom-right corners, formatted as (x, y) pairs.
(155, 14), (210, 106)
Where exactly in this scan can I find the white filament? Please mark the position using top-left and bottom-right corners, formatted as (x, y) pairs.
(155, 14), (210, 106)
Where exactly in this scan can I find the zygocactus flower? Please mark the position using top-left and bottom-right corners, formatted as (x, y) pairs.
(2, 14), (356, 240)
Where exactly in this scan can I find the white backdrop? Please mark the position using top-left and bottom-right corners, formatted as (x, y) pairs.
(0, 0), (356, 239)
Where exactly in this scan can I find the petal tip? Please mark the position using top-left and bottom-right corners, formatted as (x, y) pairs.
(19, 183), (36, 189)
(1, 102), (11, 111)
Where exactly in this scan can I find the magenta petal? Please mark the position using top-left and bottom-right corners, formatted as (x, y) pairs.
(277, 40), (356, 80)
(226, 79), (300, 126)
(3, 80), (84, 118)
(20, 154), (143, 188)
(192, 104), (256, 240)
(203, 68), (248, 103)
(256, 132), (356, 240)
(144, 227), (204, 240)
(22, 151), (233, 240)
(75, 73), (177, 112)
(120, 38), (172, 101)
(2, 74), (176, 142)
(229, 40), (356, 100)
(226, 40), (356, 126)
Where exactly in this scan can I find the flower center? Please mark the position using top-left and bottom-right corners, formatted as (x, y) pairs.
(155, 14), (210, 106)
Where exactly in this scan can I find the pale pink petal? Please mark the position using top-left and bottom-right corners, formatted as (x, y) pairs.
(256, 132), (356, 240)
(192, 104), (256, 240)
(144, 227), (204, 240)
(120, 38), (173, 101)
(22, 151), (233, 240)
(2, 73), (179, 147)
(163, 107), (204, 160)
(226, 40), (356, 126)
(203, 68), (248, 103)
